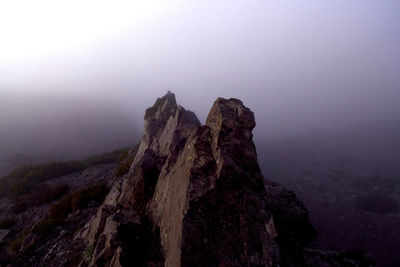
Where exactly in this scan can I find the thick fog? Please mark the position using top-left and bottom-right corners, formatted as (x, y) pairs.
(1, 0), (400, 161)
(0, 92), (138, 162)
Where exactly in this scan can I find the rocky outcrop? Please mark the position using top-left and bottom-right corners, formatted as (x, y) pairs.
(79, 92), (316, 266)
(148, 97), (280, 267)
(264, 181), (317, 266)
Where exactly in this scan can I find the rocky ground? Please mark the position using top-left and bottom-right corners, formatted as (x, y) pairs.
(73, 92), (372, 266)
(259, 145), (400, 266)
(0, 164), (117, 266)
(0, 92), (377, 266)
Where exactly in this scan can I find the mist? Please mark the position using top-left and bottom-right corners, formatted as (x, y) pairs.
(1, 0), (400, 160)
(2, 2), (400, 265)
(0, 92), (138, 165)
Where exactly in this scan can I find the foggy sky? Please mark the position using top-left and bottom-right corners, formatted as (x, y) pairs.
(1, 1), (400, 158)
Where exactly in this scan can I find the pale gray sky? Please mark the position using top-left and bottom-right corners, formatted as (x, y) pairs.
(1, 0), (400, 156)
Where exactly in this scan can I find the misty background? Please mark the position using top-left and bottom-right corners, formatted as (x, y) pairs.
(1, 0), (400, 166)
(1, 1), (400, 264)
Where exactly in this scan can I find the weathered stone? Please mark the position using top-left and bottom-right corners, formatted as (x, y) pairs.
(148, 97), (281, 266)
(135, 90), (178, 160)
(2, 92), (376, 267)
(78, 92), (317, 267)
(264, 180), (317, 266)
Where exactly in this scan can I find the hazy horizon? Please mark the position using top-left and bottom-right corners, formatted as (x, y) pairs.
(1, 0), (400, 159)
(2, 3), (400, 265)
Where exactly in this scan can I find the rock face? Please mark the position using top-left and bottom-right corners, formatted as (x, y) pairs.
(80, 92), (316, 266)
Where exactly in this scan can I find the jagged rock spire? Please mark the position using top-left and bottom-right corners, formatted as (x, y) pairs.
(135, 91), (200, 163)
(79, 93), (316, 267)
(148, 97), (280, 266)
(144, 91), (177, 122)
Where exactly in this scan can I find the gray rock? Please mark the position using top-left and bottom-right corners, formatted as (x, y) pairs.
(79, 93), (317, 266)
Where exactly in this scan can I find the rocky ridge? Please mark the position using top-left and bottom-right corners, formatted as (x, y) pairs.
(77, 92), (317, 266)
(0, 163), (117, 266)
(0, 92), (377, 266)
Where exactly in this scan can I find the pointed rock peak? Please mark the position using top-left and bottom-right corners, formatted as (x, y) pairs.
(206, 97), (256, 132)
(137, 92), (198, 161)
(144, 91), (177, 122)
(79, 94), (317, 267)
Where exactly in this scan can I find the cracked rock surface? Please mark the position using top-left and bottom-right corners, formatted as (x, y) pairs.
(80, 92), (317, 267)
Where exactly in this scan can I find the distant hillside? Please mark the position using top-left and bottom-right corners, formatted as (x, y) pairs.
(0, 93), (140, 165)
(256, 121), (400, 266)
(257, 120), (400, 178)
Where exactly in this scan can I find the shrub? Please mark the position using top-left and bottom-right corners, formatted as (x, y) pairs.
(84, 245), (95, 263)
(1, 162), (85, 199)
(0, 147), (129, 199)
(7, 232), (27, 256)
(9, 179), (31, 198)
(84, 149), (128, 166)
(31, 219), (54, 235)
(0, 217), (16, 229)
(32, 182), (109, 235)
(12, 184), (70, 213)
(115, 154), (135, 177)
(115, 146), (138, 177)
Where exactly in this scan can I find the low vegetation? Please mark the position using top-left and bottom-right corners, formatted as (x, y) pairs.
(0, 217), (16, 229)
(83, 245), (95, 263)
(5, 162), (85, 198)
(12, 184), (70, 214)
(32, 182), (109, 235)
(7, 232), (28, 256)
(0, 149), (127, 256)
(0, 148), (128, 199)
(115, 146), (138, 177)
(84, 149), (129, 166)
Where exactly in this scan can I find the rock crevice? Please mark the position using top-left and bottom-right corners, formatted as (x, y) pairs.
(80, 92), (316, 267)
